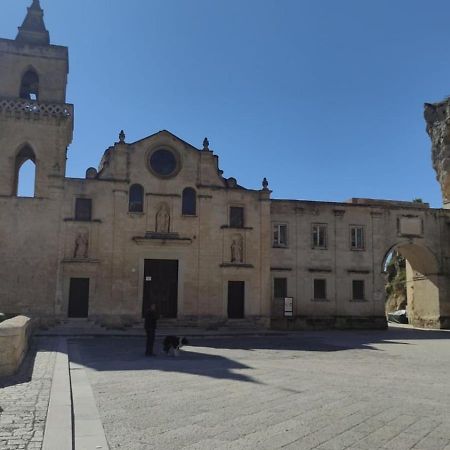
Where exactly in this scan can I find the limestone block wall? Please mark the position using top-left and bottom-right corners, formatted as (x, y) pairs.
(0, 38), (68, 103)
(56, 132), (272, 325)
(0, 316), (31, 377)
(0, 105), (73, 197)
(0, 197), (62, 317)
(270, 199), (450, 329)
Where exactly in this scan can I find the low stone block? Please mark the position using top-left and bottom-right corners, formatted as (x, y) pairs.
(0, 315), (31, 377)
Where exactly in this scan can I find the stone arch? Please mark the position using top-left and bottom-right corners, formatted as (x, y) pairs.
(382, 242), (443, 328)
(19, 67), (40, 101)
(14, 144), (37, 197)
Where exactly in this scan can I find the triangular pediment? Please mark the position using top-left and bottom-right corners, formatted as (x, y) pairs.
(131, 130), (201, 152)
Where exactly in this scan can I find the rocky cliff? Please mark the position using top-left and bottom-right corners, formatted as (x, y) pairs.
(425, 99), (450, 204)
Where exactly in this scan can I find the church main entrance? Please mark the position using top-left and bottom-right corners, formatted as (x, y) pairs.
(142, 259), (178, 318)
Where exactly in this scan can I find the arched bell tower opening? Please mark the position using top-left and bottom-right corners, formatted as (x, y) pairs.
(0, 0), (73, 198)
(14, 145), (37, 197)
(20, 69), (40, 101)
(382, 243), (441, 328)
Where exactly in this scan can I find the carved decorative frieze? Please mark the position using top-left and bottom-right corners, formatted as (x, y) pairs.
(0, 97), (73, 119)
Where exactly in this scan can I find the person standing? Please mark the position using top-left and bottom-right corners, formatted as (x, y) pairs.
(144, 304), (159, 356)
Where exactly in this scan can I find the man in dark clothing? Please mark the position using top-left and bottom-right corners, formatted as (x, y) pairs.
(144, 304), (159, 356)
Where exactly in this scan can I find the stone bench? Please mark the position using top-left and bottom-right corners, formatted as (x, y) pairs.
(0, 315), (31, 377)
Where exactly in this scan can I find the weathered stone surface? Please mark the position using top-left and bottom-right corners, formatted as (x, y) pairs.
(73, 330), (450, 450)
(0, 316), (31, 377)
(425, 99), (450, 204)
(1, 2), (450, 333)
(0, 337), (57, 450)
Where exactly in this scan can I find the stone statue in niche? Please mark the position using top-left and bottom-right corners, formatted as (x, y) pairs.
(73, 231), (89, 259)
(155, 204), (170, 233)
(231, 235), (243, 263)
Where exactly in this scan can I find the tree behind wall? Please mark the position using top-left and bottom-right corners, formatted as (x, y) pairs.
(385, 251), (407, 313)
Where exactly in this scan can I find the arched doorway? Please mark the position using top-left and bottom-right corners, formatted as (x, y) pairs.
(382, 243), (442, 328)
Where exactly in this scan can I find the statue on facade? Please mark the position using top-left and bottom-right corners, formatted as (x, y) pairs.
(156, 204), (170, 233)
(231, 235), (243, 263)
(73, 232), (89, 259)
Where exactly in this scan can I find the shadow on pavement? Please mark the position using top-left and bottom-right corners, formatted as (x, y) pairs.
(68, 338), (261, 384)
(3, 326), (450, 387)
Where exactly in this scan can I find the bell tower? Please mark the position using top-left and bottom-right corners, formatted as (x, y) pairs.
(0, 0), (73, 197)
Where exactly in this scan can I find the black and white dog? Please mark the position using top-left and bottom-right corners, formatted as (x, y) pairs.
(162, 336), (189, 356)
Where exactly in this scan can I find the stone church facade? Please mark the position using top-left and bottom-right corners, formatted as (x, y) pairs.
(2, 1), (450, 329)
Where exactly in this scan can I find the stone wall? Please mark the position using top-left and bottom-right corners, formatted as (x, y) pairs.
(0, 315), (31, 377)
(270, 199), (450, 329)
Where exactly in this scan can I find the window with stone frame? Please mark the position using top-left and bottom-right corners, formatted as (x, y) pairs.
(75, 198), (92, 221)
(350, 225), (365, 250)
(274, 278), (287, 298)
(182, 187), (196, 216)
(352, 280), (365, 300)
(229, 206), (244, 228)
(313, 279), (327, 300)
(312, 223), (327, 248)
(129, 184), (144, 213)
(273, 223), (288, 247)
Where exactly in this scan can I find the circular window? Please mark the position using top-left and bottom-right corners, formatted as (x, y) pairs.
(148, 148), (179, 177)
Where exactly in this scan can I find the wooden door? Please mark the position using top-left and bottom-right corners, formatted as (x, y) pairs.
(68, 278), (89, 318)
(227, 281), (245, 319)
(143, 259), (178, 318)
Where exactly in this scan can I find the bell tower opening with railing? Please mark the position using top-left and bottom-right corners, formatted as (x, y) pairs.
(0, 0), (73, 198)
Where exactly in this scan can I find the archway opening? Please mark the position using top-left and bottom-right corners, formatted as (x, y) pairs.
(382, 243), (440, 328)
(20, 69), (39, 101)
(14, 146), (36, 197)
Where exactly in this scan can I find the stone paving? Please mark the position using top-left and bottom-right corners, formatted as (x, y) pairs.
(72, 327), (450, 450)
(0, 338), (57, 450)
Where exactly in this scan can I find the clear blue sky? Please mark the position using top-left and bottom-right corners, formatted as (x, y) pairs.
(3, 0), (450, 206)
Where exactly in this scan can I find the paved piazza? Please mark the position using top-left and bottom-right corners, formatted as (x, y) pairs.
(70, 327), (450, 450)
(0, 338), (57, 450)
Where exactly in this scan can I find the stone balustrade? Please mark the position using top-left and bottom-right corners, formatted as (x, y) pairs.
(0, 316), (32, 377)
(0, 97), (73, 119)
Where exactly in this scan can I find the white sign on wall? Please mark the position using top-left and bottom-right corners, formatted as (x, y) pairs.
(284, 297), (293, 317)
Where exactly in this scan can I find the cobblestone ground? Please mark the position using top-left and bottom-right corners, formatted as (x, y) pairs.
(0, 338), (57, 450)
(72, 328), (450, 450)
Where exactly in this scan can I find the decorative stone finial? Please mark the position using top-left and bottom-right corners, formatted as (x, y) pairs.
(119, 130), (126, 143)
(203, 137), (210, 150)
(262, 177), (269, 190)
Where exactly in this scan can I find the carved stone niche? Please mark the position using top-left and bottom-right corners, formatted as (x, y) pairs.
(73, 229), (89, 259)
(155, 203), (170, 233)
(230, 234), (244, 263)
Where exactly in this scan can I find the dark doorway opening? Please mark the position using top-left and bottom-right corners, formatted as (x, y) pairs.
(228, 281), (245, 319)
(143, 259), (178, 318)
(68, 278), (89, 318)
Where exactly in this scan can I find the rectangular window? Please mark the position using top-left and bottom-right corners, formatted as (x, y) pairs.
(312, 224), (327, 248)
(352, 280), (365, 300)
(230, 206), (244, 228)
(75, 198), (92, 221)
(350, 226), (365, 250)
(313, 279), (327, 300)
(274, 278), (287, 298)
(273, 224), (288, 247)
